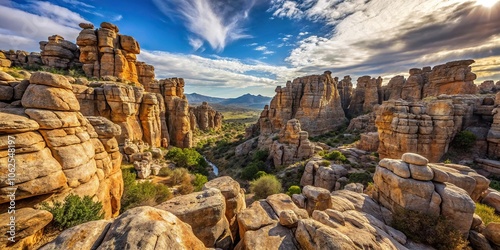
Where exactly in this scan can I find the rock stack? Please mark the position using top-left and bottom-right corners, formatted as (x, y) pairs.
(40, 35), (80, 69)
(161, 78), (193, 148)
(76, 22), (154, 85)
(270, 119), (315, 166)
(0, 72), (123, 249)
(373, 153), (490, 236)
(255, 71), (347, 137)
(189, 102), (223, 131)
(0, 50), (42, 69)
(348, 76), (383, 117)
(337, 75), (353, 113)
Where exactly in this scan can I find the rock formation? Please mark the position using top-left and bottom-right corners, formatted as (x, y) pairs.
(373, 153), (490, 237)
(348, 76), (383, 117)
(270, 119), (315, 166)
(255, 71), (347, 137)
(337, 75), (353, 113)
(40, 35), (80, 69)
(189, 102), (223, 131)
(299, 158), (348, 192)
(161, 78), (193, 148)
(0, 50), (41, 69)
(375, 94), (494, 162)
(487, 92), (500, 158)
(77, 22), (154, 85)
(0, 72), (123, 249)
(40, 206), (206, 250)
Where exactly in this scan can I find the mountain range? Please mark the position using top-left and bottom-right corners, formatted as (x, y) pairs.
(186, 93), (272, 109)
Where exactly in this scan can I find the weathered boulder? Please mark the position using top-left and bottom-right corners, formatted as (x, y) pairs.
(482, 190), (500, 213)
(300, 159), (348, 192)
(40, 35), (80, 69)
(41, 207), (206, 250)
(203, 176), (246, 239)
(483, 223), (500, 247)
(0, 208), (52, 250)
(156, 188), (232, 249)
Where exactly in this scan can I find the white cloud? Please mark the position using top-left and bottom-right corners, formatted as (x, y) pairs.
(138, 50), (297, 91)
(153, 0), (255, 51)
(0, 4), (86, 51)
(248, 42), (258, 46)
(254, 45), (275, 55)
(298, 31), (309, 36)
(112, 14), (123, 22)
(188, 37), (204, 51)
(255, 46), (267, 51)
(61, 0), (94, 8)
(269, 0), (304, 19)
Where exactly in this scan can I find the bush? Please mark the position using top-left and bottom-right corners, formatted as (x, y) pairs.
(347, 172), (373, 186)
(241, 164), (259, 180)
(41, 194), (104, 230)
(193, 173), (208, 192)
(286, 185), (301, 196)
(451, 130), (476, 150)
(250, 175), (282, 200)
(255, 171), (267, 179)
(121, 169), (173, 212)
(253, 150), (269, 162)
(166, 147), (209, 176)
(158, 167), (173, 177)
(475, 203), (500, 225)
(391, 208), (468, 250)
(324, 150), (348, 163)
(490, 180), (500, 191)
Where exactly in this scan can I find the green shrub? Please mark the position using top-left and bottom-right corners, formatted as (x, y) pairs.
(443, 159), (452, 164)
(475, 203), (500, 225)
(166, 147), (209, 176)
(286, 185), (301, 196)
(250, 175), (282, 200)
(241, 164), (259, 180)
(490, 180), (500, 191)
(253, 150), (269, 162)
(451, 130), (476, 150)
(41, 194), (104, 230)
(320, 160), (330, 166)
(193, 173), (208, 192)
(347, 172), (373, 186)
(324, 150), (348, 163)
(255, 171), (267, 179)
(391, 208), (468, 250)
(121, 169), (173, 212)
(158, 167), (173, 177)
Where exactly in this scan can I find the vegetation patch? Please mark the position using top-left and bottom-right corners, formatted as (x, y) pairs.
(250, 175), (282, 200)
(121, 169), (173, 212)
(451, 130), (476, 151)
(286, 185), (301, 196)
(475, 203), (500, 225)
(320, 150), (348, 163)
(165, 147), (209, 176)
(347, 172), (373, 186)
(41, 194), (104, 230)
(391, 208), (469, 250)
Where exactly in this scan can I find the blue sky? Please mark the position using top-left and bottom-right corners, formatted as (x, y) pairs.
(1, 0), (500, 97)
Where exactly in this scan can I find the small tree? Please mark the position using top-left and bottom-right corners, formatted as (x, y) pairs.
(41, 194), (104, 230)
(286, 185), (301, 196)
(250, 175), (282, 200)
(193, 174), (208, 192)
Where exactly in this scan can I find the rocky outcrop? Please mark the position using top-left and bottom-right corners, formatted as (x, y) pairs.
(255, 71), (347, 137)
(375, 96), (489, 162)
(299, 158), (348, 192)
(348, 76), (383, 117)
(479, 80), (500, 94)
(189, 102), (223, 131)
(1, 50), (41, 69)
(237, 190), (408, 249)
(40, 206), (206, 250)
(338, 75), (353, 113)
(40, 35), (80, 69)
(487, 92), (500, 158)
(373, 153), (490, 236)
(77, 22), (153, 85)
(156, 188), (233, 249)
(161, 78), (193, 148)
(203, 176), (246, 240)
(0, 72), (123, 248)
(357, 132), (380, 152)
(423, 60), (478, 97)
(72, 83), (167, 148)
(270, 119), (314, 166)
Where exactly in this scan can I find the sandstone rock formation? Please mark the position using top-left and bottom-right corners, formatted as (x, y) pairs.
(375, 95), (494, 162)
(373, 153), (490, 236)
(76, 22), (154, 85)
(348, 76), (383, 117)
(40, 35), (80, 69)
(156, 188), (233, 249)
(270, 119), (314, 166)
(299, 158), (348, 192)
(161, 78), (193, 148)
(0, 72), (123, 248)
(40, 206), (206, 250)
(487, 92), (500, 158)
(1, 50), (42, 69)
(189, 102), (223, 131)
(338, 75), (353, 113)
(254, 71), (347, 137)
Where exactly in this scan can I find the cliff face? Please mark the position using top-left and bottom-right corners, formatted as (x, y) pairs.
(189, 102), (223, 131)
(348, 76), (383, 117)
(0, 72), (123, 249)
(256, 71), (347, 137)
(77, 22), (154, 86)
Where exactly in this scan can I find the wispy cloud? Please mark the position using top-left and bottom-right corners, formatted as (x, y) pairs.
(61, 0), (94, 9)
(152, 0), (256, 51)
(189, 37), (204, 51)
(112, 14), (123, 22)
(255, 45), (275, 55)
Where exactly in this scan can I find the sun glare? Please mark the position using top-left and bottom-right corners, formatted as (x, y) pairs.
(476, 0), (499, 8)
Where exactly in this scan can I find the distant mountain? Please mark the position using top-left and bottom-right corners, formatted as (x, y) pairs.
(186, 93), (272, 110)
(185, 93), (227, 104)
